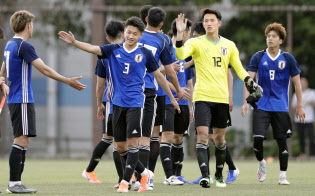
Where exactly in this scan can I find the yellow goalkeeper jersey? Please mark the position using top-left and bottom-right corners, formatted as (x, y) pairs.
(176, 35), (249, 104)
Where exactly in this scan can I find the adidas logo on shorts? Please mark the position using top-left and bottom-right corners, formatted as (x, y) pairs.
(287, 129), (292, 134)
(132, 130), (138, 134)
(164, 157), (171, 161)
(126, 165), (132, 169)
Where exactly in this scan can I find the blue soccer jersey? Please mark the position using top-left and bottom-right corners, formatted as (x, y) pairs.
(99, 43), (159, 108)
(246, 49), (301, 112)
(165, 47), (194, 105)
(4, 37), (39, 104)
(95, 59), (109, 103)
(138, 30), (174, 90)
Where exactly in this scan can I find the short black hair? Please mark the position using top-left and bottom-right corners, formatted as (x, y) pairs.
(139, 5), (153, 25)
(192, 21), (206, 35)
(171, 18), (192, 37)
(200, 8), (222, 21)
(125, 16), (145, 33)
(147, 7), (166, 28)
(105, 20), (124, 41)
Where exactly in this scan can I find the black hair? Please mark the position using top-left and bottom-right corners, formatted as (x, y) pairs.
(200, 8), (222, 21)
(139, 5), (153, 25)
(125, 16), (145, 32)
(171, 18), (192, 36)
(147, 7), (166, 28)
(105, 20), (124, 41)
(192, 21), (206, 35)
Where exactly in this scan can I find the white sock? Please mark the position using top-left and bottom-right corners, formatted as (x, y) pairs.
(9, 181), (21, 187)
(259, 159), (266, 166)
(280, 171), (286, 176)
(140, 169), (148, 176)
(121, 180), (128, 185)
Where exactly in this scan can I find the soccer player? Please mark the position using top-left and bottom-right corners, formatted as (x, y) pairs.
(159, 18), (193, 186)
(82, 20), (125, 185)
(175, 9), (258, 188)
(241, 22), (305, 185)
(1, 10), (86, 194)
(291, 76), (315, 158)
(59, 16), (180, 193)
(135, 6), (189, 190)
(190, 21), (240, 185)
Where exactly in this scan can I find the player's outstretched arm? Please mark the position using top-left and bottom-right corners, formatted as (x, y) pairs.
(241, 71), (256, 117)
(164, 61), (190, 101)
(96, 76), (106, 120)
(152, 69), (181, 113)
(32, 58), (86, 91)
(292, 74), (306, 123)
(58, 31), (102, 56)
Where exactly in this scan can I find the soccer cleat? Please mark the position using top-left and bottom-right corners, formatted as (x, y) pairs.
(279, 175), (290, 185)
(177, 176), (190, 183)
(133, 181), (140, 191)
(215, 176), (227, 188)
(138, 170), (154, 193)
(82, 169), (101, 184)
(199, 177), (211, 188)
(117, 182), (129, 193)
(226, 168), (240, 184)
(257, 163), (266, 182)
(148, 179), (154, 188)
(6, 184), (37, 194)
(164, 176), (184, 185)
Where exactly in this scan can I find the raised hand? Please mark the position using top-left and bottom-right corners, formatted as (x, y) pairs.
(175, 13), (187, 33)
(67, 76), (87, 91)
(59, 31), (76, 45)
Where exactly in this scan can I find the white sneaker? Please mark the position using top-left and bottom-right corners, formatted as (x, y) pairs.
(257, 163), (266, 182)
(134, 181), (140, 191)
(279, 175), (290, 185)
(209, 176), (213, 184)
(148, 179), (154, 188)
(234, 168), (240, 177)
(164, 176), (184, 185)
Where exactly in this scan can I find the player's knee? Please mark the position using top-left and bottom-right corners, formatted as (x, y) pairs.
(197, 134), (209, 145)
(209, 134), (214, 143)
(276, 138), (288, 153)
(253, 137), (264, 150)
(161, 131), (174, 143)
(173, 134), (183, 144)
(214, 134), (225, 145)
(14, 136), (29, 148)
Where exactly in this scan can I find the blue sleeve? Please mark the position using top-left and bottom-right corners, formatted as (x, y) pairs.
(19, 42), (39, 64)
(142, 48), (159, 73)
(283, 53), (301, 77)
(160, 40), (174, 66)
(186, 67), (194, 80)
(98, 44), (118, 59)
(94, 59), (107, 78)
(246, 51), (263, 72)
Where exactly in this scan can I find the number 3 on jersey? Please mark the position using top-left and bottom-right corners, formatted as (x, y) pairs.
(123, 63), (130, 74)
(270, 70), (275, 80)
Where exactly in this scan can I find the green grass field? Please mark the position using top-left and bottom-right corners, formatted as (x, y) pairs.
(0, 159), (314, 195)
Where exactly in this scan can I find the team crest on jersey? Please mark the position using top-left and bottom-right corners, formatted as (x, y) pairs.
(221, 47), (228, 56)
(278, 60), (286, 70)
(135, 54), (143, 63)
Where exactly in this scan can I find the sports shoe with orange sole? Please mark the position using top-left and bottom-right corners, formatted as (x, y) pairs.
(82, 169), (101, 184)
(117, 182), (129, 193)
(138, 169), (154, 193)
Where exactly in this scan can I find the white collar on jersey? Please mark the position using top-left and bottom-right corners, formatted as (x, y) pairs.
(123, 43), (139, 53)
(145, 29), (157, 34)
(13, 36), (24, 40)
(266, 48), (281, 61)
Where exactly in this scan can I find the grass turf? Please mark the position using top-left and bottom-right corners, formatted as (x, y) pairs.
(0, 159), (314, 195)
